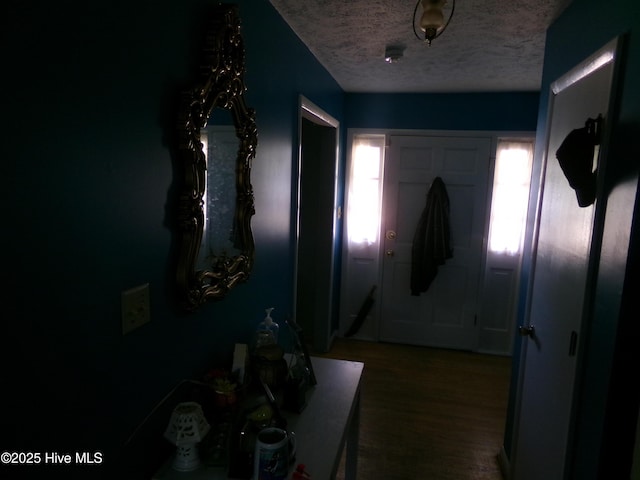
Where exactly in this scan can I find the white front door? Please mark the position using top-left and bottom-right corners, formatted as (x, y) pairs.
(512, 40), (618, 479)
(379, 135), (491, 350)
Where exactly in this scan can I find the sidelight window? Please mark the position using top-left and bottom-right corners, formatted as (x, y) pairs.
(488, 140), (534, 254)
(347, 135), (385, 245)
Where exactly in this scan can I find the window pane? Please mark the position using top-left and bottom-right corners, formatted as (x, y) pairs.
(348, 136), (385, 245)
(488, 141), (533, 254)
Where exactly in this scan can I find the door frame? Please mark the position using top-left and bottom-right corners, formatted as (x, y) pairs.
(293, 95), (340, 353)
(340, 128), (534, 353)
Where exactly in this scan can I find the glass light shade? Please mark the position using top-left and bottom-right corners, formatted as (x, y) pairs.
(417, 0), (449, 44)
(420, 6), (444, 31)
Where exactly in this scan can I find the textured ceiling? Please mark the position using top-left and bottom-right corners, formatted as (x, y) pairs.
(269, 0), (573, 93)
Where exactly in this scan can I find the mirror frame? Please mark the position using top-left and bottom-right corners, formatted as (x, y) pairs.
(176, 4), (257, 311)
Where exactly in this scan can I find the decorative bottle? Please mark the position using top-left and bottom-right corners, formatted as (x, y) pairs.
(254, 307), (279, 348)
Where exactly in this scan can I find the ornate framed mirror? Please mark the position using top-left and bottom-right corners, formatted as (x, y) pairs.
(175, 4), (257, 311)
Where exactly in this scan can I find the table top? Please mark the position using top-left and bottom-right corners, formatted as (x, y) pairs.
(283, 356), (364, 479)
(153, 356), (364, 480)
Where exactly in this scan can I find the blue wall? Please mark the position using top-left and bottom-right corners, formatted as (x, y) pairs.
(345, 91), (540, 131)
(504, 0), (640, 477)
(3, 0), (342, 474)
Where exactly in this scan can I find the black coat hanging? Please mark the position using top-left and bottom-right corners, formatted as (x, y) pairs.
(410, 176), (453, 295)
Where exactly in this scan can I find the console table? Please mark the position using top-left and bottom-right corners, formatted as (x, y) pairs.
(153, 356), (364, 480)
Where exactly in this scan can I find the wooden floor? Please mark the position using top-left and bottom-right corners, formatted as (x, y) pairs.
(315, 339), (511, 480)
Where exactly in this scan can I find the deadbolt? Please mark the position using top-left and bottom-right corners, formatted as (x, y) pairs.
(386, 230), (397, 240)
(518, 325), (536, 337)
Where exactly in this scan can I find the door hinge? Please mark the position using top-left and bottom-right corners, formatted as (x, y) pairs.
(569, 330), (578, 356)
(474, 314), (477, 326)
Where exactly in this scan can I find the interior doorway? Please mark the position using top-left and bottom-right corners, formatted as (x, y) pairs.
(293, 96), (340, 353)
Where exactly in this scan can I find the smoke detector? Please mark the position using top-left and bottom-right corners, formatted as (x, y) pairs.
(384, 45), (405, 64)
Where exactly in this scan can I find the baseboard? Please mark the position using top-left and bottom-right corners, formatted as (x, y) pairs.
(477, 348), (512, 357)
(498, 445), (511, 480)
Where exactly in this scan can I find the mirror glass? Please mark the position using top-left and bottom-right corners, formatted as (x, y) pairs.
(174, 5), (257, 311)
(199, 109), (240, 269)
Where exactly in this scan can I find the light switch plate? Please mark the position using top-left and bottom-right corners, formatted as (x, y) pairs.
(121, 283), (151, 335)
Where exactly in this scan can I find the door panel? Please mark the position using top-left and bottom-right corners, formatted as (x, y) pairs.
(380, 135), (490, 350)
(512, 41), (618, 479)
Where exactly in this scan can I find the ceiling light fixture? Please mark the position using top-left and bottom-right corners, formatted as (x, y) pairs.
(413, 0), (455, 46)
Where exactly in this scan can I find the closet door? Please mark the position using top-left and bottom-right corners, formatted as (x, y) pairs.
(512, 39), (619, 479)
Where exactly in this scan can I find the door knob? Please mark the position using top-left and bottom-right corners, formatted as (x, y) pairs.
(518, 325), (535, 337)
(386, 249), (395, 257)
